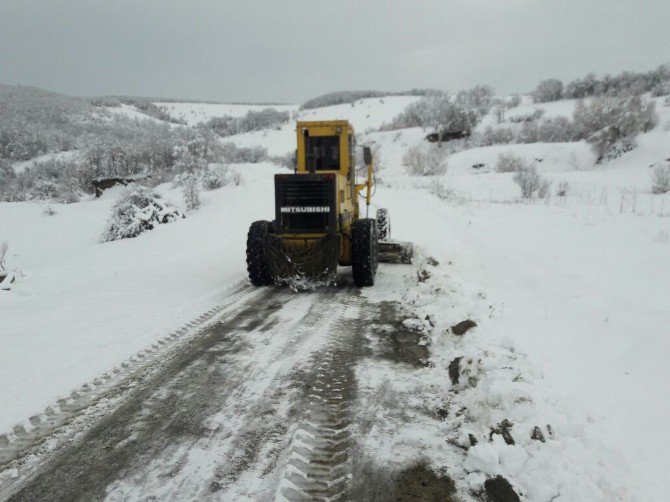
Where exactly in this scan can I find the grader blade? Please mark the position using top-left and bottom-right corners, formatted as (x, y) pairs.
(378, 240), (413, 264)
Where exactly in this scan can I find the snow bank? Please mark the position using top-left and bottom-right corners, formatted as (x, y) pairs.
(369, 183), (669, 500)
(358, 254), (636, 500)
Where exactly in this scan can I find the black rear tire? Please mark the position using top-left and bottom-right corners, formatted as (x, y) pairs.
(351, 218), (378, 287)
(246, 220), (274, 286)
(376, 208), (391, 241)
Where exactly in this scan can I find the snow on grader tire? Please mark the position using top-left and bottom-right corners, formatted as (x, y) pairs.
(246, 220), (274, 286)
(376, 208), (391, 241)
(351, 218), (378, 287)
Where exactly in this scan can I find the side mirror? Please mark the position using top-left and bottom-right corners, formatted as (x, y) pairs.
(363, 146), (372, 166)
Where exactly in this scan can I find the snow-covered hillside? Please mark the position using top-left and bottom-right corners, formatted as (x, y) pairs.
(2, 91), (669, 500)
(154, 101), (298, 126)
(105, 104), (172, 125)
(156, 95), (423, 156)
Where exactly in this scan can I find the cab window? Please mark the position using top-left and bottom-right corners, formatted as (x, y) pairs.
(306, 135), (340, 170)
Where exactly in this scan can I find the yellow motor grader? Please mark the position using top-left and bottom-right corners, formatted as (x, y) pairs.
(246, 120), (412, 287)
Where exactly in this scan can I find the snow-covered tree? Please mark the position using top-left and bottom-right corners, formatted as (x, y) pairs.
(0, 160), (17, 200)
(0, 241), (7, 270)
(565, 73), (599, 99)
(385, 94), (479, 133)
(513, 165), (550, 198)
(651, 164), (670, 194)
(532, 79), (564, 103)
(573, 93), (657, 161)
(220, 142), (268, 163)
(456, 85), (495, 117)
(102, 186), (184, 242)
(402, 145), (447, 175)
(496, 152), (529, 173)
(181, 173), (201, 210)
(201, 164), (229, 190)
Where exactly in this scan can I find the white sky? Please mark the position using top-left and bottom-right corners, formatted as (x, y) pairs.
(1, 0), (668, 103)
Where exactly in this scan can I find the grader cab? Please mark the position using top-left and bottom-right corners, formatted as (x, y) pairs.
(246, 120), (412, 287)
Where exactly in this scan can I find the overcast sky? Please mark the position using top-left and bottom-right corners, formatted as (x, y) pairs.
(1, 0), (669, 103)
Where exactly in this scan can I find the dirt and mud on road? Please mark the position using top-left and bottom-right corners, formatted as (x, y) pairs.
(0, 266), (456, 502)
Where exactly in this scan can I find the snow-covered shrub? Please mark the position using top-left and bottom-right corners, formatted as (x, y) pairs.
(42, 205), (57, 216)
(536, 117), (579, 142)
(556, 181), (569, 197)
(88, 96), (122, 107)
(205, 108), (289, 137)
(0, 160), (17, 201)
(564, 73), (599, 99)
(402, 145), (447, 176)
(239, 108), (290, 132)
(589, 131), (637, 163)
(506, 94), (522, 108)
(509, 109), (544, 123)
(201, 164), (229, 190)
(299, 89), (436, 110)
(495, 152), (528, 173)
(181, 173), (201, 210)
(651, 82), (670, 97)
(173, 138), (208, 174)
(301, 90), (390, 110)
(513, 165), (549, 198)
(478, 117), (578, 147)
(0, 241), (7, 270)
(532, 79), (563, 103)
(492, 106), (506, 124)
(478, 126), (517, 146)
(28, 179), (61, 200)
(456, 84), (495, 116)
(269, 151), (295, 170)
(383, 94), (479, 133)
(430, 179), (471, 204)
(651, 164), (670, 194)
(102, 186), (184, 242)
(230, 169), (243, 186)
(566, 65), (668, 98)
(573, 93), (657, 162)
(220, 142), (268, 163)
(118, 97), (185, 124)
(537, 178), (552, 198)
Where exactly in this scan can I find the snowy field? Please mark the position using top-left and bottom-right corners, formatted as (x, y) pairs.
(2, 92), (670, 500)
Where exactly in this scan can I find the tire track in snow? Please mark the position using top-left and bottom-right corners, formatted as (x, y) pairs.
(201, 288), (356, 498)
(280, 295), (363, 501)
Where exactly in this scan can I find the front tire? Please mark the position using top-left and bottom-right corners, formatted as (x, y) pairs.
(246, 220), (274, 286)
(351, 218), (378, 287)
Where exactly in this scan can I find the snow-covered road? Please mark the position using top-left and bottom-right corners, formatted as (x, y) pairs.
(2, 267), (445, 501)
